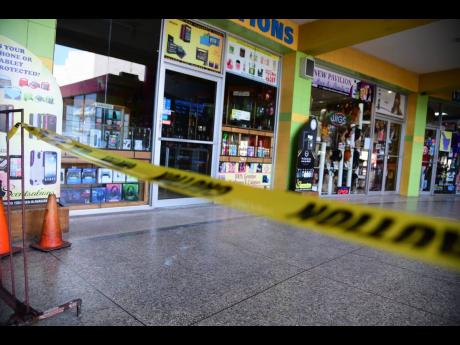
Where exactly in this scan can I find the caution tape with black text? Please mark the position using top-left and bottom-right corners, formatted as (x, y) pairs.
(7, 123), (460, 271)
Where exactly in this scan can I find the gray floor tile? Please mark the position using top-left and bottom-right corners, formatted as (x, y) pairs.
(309, 253), (460, 323)
(196, 271), (452, 326)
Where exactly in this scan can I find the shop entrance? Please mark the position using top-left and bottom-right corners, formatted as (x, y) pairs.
(369, 117), (403, 193)
(152, 63), (223, 206)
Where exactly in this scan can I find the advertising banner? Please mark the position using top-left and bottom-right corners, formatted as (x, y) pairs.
(0, 34), (63, 204)
(226, 36), (280, 87)
(312, 66), (359, 96)
(440, 131), (452, 152)
(164, 19), (224, 73)
(375, 87), (407, 119)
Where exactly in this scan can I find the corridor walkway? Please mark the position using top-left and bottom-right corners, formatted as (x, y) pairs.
(1, 196), (459, 325)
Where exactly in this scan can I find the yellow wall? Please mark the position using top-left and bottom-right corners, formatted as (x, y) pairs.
(316, 47), (419, 92)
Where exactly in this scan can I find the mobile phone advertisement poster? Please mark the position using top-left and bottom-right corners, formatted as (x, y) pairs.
(0, 34), (63, 204)
(164, 19), (224, 73)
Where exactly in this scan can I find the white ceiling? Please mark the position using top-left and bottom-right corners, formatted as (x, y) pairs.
(353, 19), (460, 74)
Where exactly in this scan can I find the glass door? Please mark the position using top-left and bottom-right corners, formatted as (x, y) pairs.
(153, 63), (222, 205)
(420, 127), (439, 194)
(368, 118), (402, 193)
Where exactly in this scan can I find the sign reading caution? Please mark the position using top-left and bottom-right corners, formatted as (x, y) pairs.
(8, 123), (460, 272)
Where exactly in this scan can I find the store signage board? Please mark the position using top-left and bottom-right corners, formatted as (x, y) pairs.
(313, 66), (360, 96)
(164, 19), (224, 73)
(0, 34), (63, 204)
(229, 19), (298, 50)
(375, 87), (406, 119)
(226, 36), (280, 87)
(328, 112), (348, 127)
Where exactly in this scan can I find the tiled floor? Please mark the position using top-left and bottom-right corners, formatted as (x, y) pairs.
(1, 196), (459, 325)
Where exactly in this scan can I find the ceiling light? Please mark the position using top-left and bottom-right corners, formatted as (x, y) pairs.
(387, 91), (392, 94)
(435, 112), (439, 116)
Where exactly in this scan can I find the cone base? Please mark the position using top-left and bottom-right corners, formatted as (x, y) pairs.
(0, 246), (23, 259)
(30, 241), (71, 252)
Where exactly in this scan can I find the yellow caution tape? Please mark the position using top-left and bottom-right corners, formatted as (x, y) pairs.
(8, 123), (460, 271)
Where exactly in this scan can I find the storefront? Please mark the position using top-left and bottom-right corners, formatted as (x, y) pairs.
(153, 20), (281, 207)
(306, 65), (407, 196)
(420, 99), (460, 195)
(33, 19), (284, 213)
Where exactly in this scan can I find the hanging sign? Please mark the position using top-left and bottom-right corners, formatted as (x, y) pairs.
(440, 131), (452, 152)
(313, 66), (359, 96)
(0, 34), (63, 204)
(164, 19), (224, 73)
(375, 87), (406, 119)
(327, 112), (348, 127)
(226, 36), (280, 86)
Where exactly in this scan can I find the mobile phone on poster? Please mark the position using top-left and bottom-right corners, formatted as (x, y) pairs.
(9, 156), (22, 179)
(43, 151), (57, 184)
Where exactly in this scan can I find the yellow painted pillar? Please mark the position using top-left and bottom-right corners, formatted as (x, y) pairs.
(274, 51), (312, 191)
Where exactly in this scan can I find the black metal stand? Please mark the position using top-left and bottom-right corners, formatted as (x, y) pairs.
(0, 109), (82, 326)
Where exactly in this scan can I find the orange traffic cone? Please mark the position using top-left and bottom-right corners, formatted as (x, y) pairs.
(0, 197), (22, 259)
(30, 194), (71, 252)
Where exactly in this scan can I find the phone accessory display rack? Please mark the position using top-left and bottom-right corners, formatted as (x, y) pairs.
(0, 108), (81, 326)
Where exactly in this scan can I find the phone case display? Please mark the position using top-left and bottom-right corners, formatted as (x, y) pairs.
(122, 183), (139, 201)
(226, 36), (279, 87)
(91, 187), (106, 203)
(106, 184), (122, 202)
(62, 102), (145, 151)
(97, 168), (113, 183)
(60, 188), (91, 204)
(66, 168), (82, 185)
(112, 171), (126, 183)
(81, 168), (97, 184)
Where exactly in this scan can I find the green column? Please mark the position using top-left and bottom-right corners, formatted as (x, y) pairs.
(400, 93), (428, 196)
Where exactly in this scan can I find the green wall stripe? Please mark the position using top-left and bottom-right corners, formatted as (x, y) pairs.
(279, 112), (292, 122)
(406, 94), (428, 196)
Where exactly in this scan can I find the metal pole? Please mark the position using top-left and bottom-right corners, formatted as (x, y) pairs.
(20, 110), (30, 312)
(5, 110), (17, 297)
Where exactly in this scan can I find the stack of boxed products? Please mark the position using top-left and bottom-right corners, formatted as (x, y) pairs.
(60, 167), (140, 204)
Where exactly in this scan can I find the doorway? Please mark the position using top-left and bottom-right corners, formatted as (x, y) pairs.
(368, 117), (403, 193)
(152, 63), (223, 206)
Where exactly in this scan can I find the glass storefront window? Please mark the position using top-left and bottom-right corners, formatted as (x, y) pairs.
(53, 19), (162, 209)
(310, 86), (372, 195)
(162, 70), (216, 142)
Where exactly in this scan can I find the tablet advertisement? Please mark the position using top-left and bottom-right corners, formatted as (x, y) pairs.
(164, 19), (224, 73)
(0, 34), (63, 204)
(226, 36), (280, 86)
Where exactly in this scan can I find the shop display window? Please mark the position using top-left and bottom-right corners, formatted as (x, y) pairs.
(422, 101), (460, 195)
(218, 73), (277, 189)
(53, 19), (161, 209)
(310, 87), (372, 195)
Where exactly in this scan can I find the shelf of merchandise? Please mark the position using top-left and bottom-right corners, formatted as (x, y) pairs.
(60, 149), (151, 210)
(222, 125), (274, 137)
(61, 150), (152, 164)
(219, 156), (272, 164)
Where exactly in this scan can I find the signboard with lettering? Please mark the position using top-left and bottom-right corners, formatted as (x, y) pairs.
(230, 19), (298, 50)
(313, 66), (359, 96)
(0, 34), (63, 204)
(327, 112), (348, 127)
